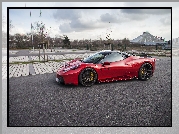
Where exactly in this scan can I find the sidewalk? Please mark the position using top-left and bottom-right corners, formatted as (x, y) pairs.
(8, 61), (66, 79)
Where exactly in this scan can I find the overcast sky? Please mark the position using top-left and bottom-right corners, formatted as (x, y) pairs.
(2, 2), (178, 41)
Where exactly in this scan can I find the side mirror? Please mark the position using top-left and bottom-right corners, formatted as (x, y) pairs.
(103, 62), (110, 66)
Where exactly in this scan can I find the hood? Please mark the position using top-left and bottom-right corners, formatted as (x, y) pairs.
(64, 59), (82, 67)
(59, 59), (82, 72)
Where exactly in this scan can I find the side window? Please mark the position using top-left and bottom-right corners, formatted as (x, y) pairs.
(101, 53), (114, 63)
(100, 52), (124, 63)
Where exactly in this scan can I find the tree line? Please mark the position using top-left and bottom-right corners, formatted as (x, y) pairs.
(8, 20), (131, 50)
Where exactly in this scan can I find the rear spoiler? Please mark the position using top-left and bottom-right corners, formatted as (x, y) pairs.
(127, 52), (152, 58)
(123, 52), (152, 58)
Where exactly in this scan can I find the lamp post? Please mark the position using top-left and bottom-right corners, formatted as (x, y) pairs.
(38, 44), (40, 61)
(53, 40), (55, 51)
(26, 39), (30, 50)
(32, 33), (34, 51)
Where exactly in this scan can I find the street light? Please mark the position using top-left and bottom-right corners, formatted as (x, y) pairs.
(53, 40), (55, 51)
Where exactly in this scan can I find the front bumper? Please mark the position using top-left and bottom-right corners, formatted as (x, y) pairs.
(56, 76), (64, 83)
(56, 69), (80, 86)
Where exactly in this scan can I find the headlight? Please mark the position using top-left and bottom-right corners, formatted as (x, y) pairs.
(63, 64), (80, 72)
(71, 64), (80, 70)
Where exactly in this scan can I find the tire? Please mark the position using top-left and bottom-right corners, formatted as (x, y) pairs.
(138, 63), (153, 81)
(79, 68), (97, 87)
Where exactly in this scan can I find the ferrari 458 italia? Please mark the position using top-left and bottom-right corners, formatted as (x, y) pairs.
(56, 50), (156, 86)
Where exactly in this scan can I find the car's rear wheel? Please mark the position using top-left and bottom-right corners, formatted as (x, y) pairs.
(138, 63), (153, 81)
(79, 68), (97, 87)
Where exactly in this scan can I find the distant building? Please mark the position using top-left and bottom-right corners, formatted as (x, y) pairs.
(130, 32), (166, 45)
(162, 40), (171, 50)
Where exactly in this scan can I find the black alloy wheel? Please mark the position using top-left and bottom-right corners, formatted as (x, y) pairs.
(138, 63), (153, 81)
(79, 68), (97, 87)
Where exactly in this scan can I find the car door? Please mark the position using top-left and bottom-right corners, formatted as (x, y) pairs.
(98, 52), (126, 80)
(111, 59), (131, 79)
(106, 52), (127, 78)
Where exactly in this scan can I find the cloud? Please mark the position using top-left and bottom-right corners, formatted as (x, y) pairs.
(59, 19), (107, 33)
(160, 16), (171, 25)
(100, 10), (149, 23)
(70, 19), (87, 29)
(54, 9), (89, 32)
(124, 14), (148, 21)
(11, 27), (27, 35)
(53, 9), (81, 21)
(58, 20), (92, 33)
(50, 8), (172, 35)
(100, 13), (118, 23)
(59, 23), (72, 33)
(54, 9), (109, 33)
(119, 9), (171, 22)
(121, 9), (171, 15)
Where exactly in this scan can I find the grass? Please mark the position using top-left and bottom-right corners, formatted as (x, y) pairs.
(9, 61), (49, 65)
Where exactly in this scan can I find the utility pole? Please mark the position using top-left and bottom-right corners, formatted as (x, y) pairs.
(100, 37), (101, 45)
(32, 34), (33, 51)
(47, 40), (49, 61)
(30, 11), (34, 52)
(41, 27), (45, 62)
(39, 44), (40, 61)
(51, 39), (52, 52)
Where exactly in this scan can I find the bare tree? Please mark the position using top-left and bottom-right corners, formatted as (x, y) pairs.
(9, 19), (14, 32)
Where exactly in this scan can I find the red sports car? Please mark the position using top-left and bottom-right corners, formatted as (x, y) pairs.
(56, 50), (156, 86)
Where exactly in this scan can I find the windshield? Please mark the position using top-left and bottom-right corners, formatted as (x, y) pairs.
(82, 52), (107, 63)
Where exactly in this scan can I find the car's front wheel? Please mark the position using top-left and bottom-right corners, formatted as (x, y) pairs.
(79, 68), (97, 87)
(138, 63), (153, 81)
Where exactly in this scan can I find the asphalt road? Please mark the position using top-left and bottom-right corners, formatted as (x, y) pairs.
(8, 57), (171, 126)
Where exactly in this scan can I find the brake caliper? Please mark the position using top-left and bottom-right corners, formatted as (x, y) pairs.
(90, 72), (94, 81)
(141, 68), (145, 74)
